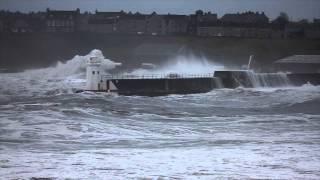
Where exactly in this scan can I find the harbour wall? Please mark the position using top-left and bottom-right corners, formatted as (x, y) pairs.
(215, 71), (320, 88)
(287, 73), (320, 86)
(99, 72), (320, 96)
(109, 78), (218, 96)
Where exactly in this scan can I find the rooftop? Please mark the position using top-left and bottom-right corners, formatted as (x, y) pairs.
(275, 55), (320, 64)
(120, 14), (147, 20)
(46, 9), (80, 19)
(164, 14), (187, 20)
(221, 12), (269, 24)
(95, 11), (124, 17)
(88, 18), (115, 24)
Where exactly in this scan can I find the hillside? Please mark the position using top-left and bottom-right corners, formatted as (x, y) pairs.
(1, 33), (320, 72)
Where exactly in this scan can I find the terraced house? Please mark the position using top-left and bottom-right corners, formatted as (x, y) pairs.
(46, 8), (80, 32)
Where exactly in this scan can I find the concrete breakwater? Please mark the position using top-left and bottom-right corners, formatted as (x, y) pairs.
(215, 71), (320, 88)
(107, 77), (219, 96)
(89, 71), (320, 96)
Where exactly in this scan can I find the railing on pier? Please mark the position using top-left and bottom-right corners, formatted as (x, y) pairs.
(102, 73), (214, 80)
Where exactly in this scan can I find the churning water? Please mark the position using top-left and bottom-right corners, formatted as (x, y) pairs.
(1, 50), (320, 179)
(130, 54), (224, 75)
(232, 71), (292, 88)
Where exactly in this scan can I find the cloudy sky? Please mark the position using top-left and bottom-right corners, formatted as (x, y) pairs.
(0, 0), (319, 20)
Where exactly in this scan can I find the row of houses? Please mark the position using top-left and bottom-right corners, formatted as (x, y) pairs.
(70, 10), (192, 35)
(46, 10), (270, 36)
(0, 9), (320, 39)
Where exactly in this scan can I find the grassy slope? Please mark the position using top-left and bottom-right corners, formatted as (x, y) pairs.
(0, 33), (319, 71)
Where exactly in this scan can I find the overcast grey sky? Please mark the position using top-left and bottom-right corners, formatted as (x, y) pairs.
(0, 0), (319, 20)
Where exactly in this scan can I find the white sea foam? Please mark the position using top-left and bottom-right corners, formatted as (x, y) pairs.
(0, 49), (121, 96)
(23, 49), (119, 78)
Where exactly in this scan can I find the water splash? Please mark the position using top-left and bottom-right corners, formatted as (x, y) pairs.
(23, 49), (119, 79)
(130, 54), (224, 75)
(0, 49), (119, 96)
(234, 71), (292, 88)
(248, 72), (291, 87)
(247, 71), (291, 88)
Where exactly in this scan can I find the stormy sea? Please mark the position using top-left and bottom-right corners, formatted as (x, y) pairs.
(0, 50), (320, 179)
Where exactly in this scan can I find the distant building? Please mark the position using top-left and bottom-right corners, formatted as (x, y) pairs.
(117, 14), (147, 34)
(76, 13), (90, 32)
(188, 15), (199, 35)
(202, 12), (218, 23)
(199, 12), (273, 38)
(11, 19), (32, 33)
(188, 11), (218, 35)
(83, 11), (122, 33)
(221, 12), (269, 26)
(146, 13), (165, 35)
(87, 17), (116, 33)
(46, 9), (80, 32)
(29, 15), (46, 32)
(274, 55), (320, 73)
(0, 19), (3, 32)
(95, 11), (124, 19)
(164, 15), (188, 35)
(4, 8), (320, 40)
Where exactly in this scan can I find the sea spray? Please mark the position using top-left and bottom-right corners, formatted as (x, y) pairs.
(236, 71), (292, 88)
(129, 54), (224, 75)
(23, 49), (119, 79)
(0, 49), (120, 96)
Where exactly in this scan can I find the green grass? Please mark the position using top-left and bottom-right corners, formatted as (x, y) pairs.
(0, 33), (319, 71)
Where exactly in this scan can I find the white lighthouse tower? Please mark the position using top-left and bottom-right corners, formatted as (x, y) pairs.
(86, 55), (102, 91)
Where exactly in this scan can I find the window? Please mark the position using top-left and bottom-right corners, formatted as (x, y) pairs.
(92, 71), (95, 74)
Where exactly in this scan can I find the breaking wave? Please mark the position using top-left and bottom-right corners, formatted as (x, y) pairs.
(0, 49), (121, 97)
(24, 49), (119, 78)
